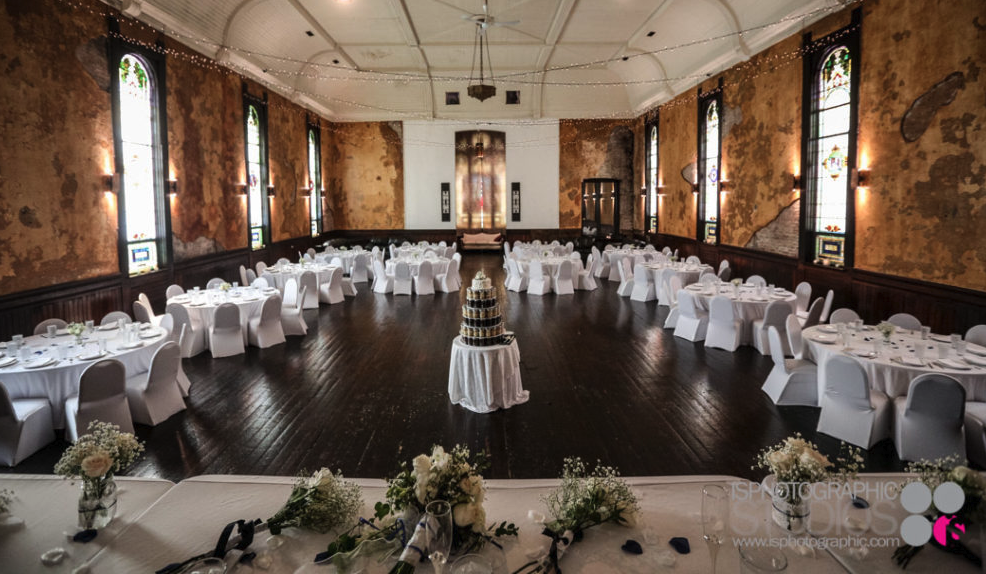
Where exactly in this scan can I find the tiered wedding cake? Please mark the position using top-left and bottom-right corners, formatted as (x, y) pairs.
(460, 271), (506, 346)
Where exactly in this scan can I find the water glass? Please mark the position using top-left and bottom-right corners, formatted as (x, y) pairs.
(842, 331), (852, 347)
(57, 345), (67, 360)
(872, 339), (881, 356)
(19, 347), (31, 361)
(939, 343), (951, 360)
(956, 341), (968, 357)
(12, 334), (23, 345)
(232, 282), (239, 289)
(7, 340), (19, 355)
(46, 324), (57, 338)
(702, 485), (729, 574)
(98, 338), (107, 353)
(915, 345), (926, 361)
(426, 500), (453, 574)
(117, 318), (125, 331)
(193, 286), (200, 293)
(951, 334), (962, 346)
(920, 326), (931, 340)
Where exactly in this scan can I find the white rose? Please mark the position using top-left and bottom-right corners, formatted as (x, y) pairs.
(81, 451), (113, 478)
(621, 507), (639, 528)
(413, 454), (431, 476)
(471, 505), (487, 533)
(431, 448), (450, 470)
(453, 503), (476, 527)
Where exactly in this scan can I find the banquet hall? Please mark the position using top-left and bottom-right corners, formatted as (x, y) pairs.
(0, 0), (985, 571)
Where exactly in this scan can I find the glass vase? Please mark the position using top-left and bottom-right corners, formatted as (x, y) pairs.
(78, 475), (117, 530)
(771, 492), (809, 533)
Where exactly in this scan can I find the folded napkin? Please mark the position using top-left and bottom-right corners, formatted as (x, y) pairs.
(818, 325), (839, 333)
(78, 351), (104, 361)
(964, 355), (986, 367)
(896, 355), (924, 367)
(810, 334), (836, 343)
(937, 358), (971, 370)
(967, 345), (986, 357)
(847, 348), (876, 358)
(97, 324), (118, 331)
(930, 334), (952, 343)
(0, 356), (17, 367)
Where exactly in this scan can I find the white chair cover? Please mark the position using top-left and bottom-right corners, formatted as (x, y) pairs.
(125, 341), (185, 426)
(239, 265), (249, 287)
(34, 318), (67, 335)
(65, 359), (134, 442)
(565, 241), (574, 255)
(657, 268), (676, 307)
(371, 259), (394, 294)
(829, 308), (860, 325)
(506, 259), (528, 292)
(277, 258), (291, 266)
(717, 266), (731, 282)
(166, 284), (185, 299)
(174, 323), (192, 396)
(630, 264), (655, 302)
(577, 255), (597, 291)
(137, 293), (161, 325)
(527, 260), (551, 296)
(133, 300), (154, 324)
(209, 303), (244, 358)
(306, 248), (316, 257)
(251, 277), (269, 289)
(248, 295), (286, 348)
(893, 373), (965, 461)
(351, 254), (369, 283)
(685, 255), (701, 265)
(967, 325), (986, 347)
(616, 258), (634, 297)
(414, 261), (435, 295)
(299, 270), (319, 309)
(799, 297), (824, 329)
(320, 267), (346, 304)
(245, 269), (258, 285)
(718, 260), (730, 273)
(794, 281), (812, 317)
(785, 313), (804, 360)
(281, 280), (308, 336)
(206, 277), (225, 290)
(752, 301), (792, 356)
(705, 295), (742, 351)
(663, 276), (683, 329)
(819, 289), (835, 323)
(673, 291), (708, 342)
(435, 258), (461, 293)
(816, 354), (891, 448)
(261, 272), (277, 291)
(746, 275), (767, 287)
(394, 262), (413, 296)
(165, 303), (206, 358)
(256, 261), (268, 276)
(887, 313), (922, 331)
(555, 260), (575, 295)
(101, 311), (132, 326)
(0, 384), (54, 466)
(965, 401), (986, 468)
(760, 327), (819, 406)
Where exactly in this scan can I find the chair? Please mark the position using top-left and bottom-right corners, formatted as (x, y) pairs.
(206, 277), (225, 290)
(685, 255), (701, 265)
(34, 318), (67, 336)
(829, 308), (861, 325)
(320, 267), (345, 304)
(746, 275), (767, 287)
(705, 296), (742, 351)
(0, 384), (55, 466)
(592, 246), (610, 279)
(887, 313), (922, 331)
(794, 281), (812, 318)
(435, 258), (461, 293)
(565, 241), (574, 255)
(248, 295), (286, 348)
(718, 259), (730, 273)
(281, 280), (308, 336)
(276, 258), (291, 266)
(673, 291), (708, 342)
(137, 293), (162, 325)
(761, 327), (819, 406)
(717, 266), (732, 282)
(663, 277), (683, 329)
(630, 264), (655, 302)
(414, 261), (435, 295)
(527, 260), (552, 296)
(662, 247), (671, 255)
(101, 311), (132, 326)
(256, 261), (268, 276)
(371, 259), (394, 294)
(133, 300), (155, 324)
(752, 301), (792, 356)
(966, 325), (986, 347)
(577, 256), (597, 291)
(65, 359), (134, 442)
(261, 272), (277, 290)
(252, 277), (269, 289)
(554, 260), (575, 295)
(394, 262), (413, 296)
(245, 269), (258, 285)
(165, 304), (206, 358)
(173, 323), (192, 396)
(351, 254), (369, 283)
(816, 355), (891, 448)
(503, 241), (511, 263)
(819, 289), (835, 323)
(506, 259), (528, 292)
(239, 265), (249, 287)
(306, 248), (316, 258)
(657, 268), (676, 307)
(893, 373), (965, 461)
(799, 297), (824, 329)
(166, 284), (185, 299)
(616, 258), (634, 297)
(125, 341), (185, 426)
(965, 402), (986, 468)
(299, 270), (319, 309)
(209, 303), (244, 358)
(786, 314), (805, 360)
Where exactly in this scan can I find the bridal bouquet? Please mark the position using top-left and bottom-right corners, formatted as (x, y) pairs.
(267, 469), (363, 535)
(513, 458), (638, 574)
(893, 458), (986, 568)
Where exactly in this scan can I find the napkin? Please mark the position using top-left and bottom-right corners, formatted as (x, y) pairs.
(967, 345), (986, 357)
(847, 348), (876, 358)
(930, 334), (952, 343)
(0, 356), (17, 367)
(810, 334), (836, 343)
(965, 355), (986, 367)
(668, 537), (690, 554)
(78, 350), (103, 361)
(938, 358), (971, 370)
(896, 356), (924, 367)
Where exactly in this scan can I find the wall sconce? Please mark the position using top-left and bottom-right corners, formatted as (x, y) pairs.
(235, 183), (248, 196)
(167, 180), (178, 197)
(267, 185), (276, 198)
(855, 168), (871, 188)
(792, 175), (802, 192)
(690, 182), (699, 195)
(640, 186), (647, 197)
(657, 186), (667, 197)
(102, 174), (116, 194)
(719, 180), (732, 193)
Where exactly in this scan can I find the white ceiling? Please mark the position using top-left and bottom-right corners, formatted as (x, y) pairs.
(108, 0), (850, 121)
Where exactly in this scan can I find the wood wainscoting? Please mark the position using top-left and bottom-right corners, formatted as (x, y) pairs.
(648, 232), (986, 335)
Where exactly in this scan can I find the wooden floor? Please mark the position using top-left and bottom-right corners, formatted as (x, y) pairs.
(2, 253), (907, 482)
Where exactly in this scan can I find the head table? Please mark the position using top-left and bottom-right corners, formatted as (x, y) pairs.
(0, 472), (974, 573)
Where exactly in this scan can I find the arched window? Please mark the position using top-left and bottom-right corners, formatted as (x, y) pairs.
(646, 122), (659, 233)
(801, 12), (860, 268)
(698, 94), (721, 244)
(114, 52), (167, 275)
(307, 125), (322, 236)
(244, 95), (269, 250)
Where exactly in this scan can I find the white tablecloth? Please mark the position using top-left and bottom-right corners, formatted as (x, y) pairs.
(0, 327), (168, 428)
(386, 257), (450, 277)
(605, 249), (654, 281)
(0, 474), (174, 574)
(168, 289), (270, 347)
(691, 285), (796, 346)
(448, 336), (527, 413)
(264, 264), (337, 292)
(320, 250), (361, 273)
(644, 262), (712, 300)
(803, 326), (986, 400)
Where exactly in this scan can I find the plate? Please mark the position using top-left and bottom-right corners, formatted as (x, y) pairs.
(139, 330), (160, 340)
(817, 325), (839, 333)
(966, 355), (986, 367)
(170, 295), (190, 303)
(810, 334), (837, 343)
(0, 357), (17, 368)
(847, 348), (877, 359)
(24, 357), (55, 369)
(937, 359), (972, 371)
(118, 341), (144, 350)
(686, 284), (703, 290)
(97, 324), (118, 331)
(188, 302), (206, 307)
(893, 356), (925, 367)
(930, 334), (952, 343)
(78, 351), (107, 361)
(968, 345), (986, 357)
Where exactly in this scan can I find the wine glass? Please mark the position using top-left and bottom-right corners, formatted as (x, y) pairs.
(426, 500), (453, 574)
(702, 484), (729, 574)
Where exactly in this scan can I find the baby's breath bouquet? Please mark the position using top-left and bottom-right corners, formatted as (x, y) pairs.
(877, 321), (896, 341)
(220, 282), (232, 292)
(0, 488), (13, 515)
(66, 322), (85, 337)
(266, 469), (363, 535)
(513, 458), (639, 574)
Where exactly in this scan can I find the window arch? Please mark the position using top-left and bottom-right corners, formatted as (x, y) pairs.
(244, 93), (270, 250)
(646, 121), (659, 233)
(801, 12), (860, 268)
(698, 91), (721, 244)
(307, 124), (322, 236)
(112, 47), (169, 275)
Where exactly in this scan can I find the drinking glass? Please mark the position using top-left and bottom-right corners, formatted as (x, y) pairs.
(702, 485), (729, 574)
(939, 343), (951, 360)
(738, 545), (787, 573)
(117, 318), (125, 331)
(47, 324), (57, 338)
(185, 557), (226, 574)
(915, 344), (926, 361)
(12, 334), (23, 345)
(426, 500), (453, 574)
(951, 334), (962, 346)
(920, 326), (931, 340)
(956, 341), (968, 357)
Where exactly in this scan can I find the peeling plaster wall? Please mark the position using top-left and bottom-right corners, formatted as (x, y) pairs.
(558, 120), (636, 231)
(324, 122), (404, 230)
(657, 97), (699, 239)
(267, 91), (311, 241)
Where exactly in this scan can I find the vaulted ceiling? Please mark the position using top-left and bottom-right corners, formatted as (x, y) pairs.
(107, 0), (849, 121)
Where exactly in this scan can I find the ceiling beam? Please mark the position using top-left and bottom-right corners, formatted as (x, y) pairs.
(535, 0), (578, 119)
(283, 0), (360, 70)
(388, 0), (436, 118)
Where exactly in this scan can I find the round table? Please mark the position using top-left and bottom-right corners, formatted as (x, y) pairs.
(168, 288), (271, 347)
(386, 257), (450, 277)
(605, 249), (656, 281)
(263, 263), (338, 292)
(802, 325), (986, 400)
(690, 284), (797, 346)
(320, 250), (364, 273)
(0, 325), (168, 428)
(644, 262), (712, 300)
(448, 336), (528, 413)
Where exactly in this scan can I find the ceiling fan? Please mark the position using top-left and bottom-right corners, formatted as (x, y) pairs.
(462, 1), (520, 36)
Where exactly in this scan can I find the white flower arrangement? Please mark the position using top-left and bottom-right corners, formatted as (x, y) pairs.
(54, 421), (143, 480)
(219, 282), (232, 292)
(0, 488), (13, 515)
(731, 278), (742, 286)
(753, 434), (862, 503)
(66, 322), (85, 337)
(267, 468), (363, 535)
(876, 321), (896, 340)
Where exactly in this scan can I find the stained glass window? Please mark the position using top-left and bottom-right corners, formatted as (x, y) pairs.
(647, 124), (658, 232)
(118, 54), (160, 275)
(308, 127), (322, 236)
(245, 103), (267, 250)
(806, 44), (854, 267)
(700, 99), (720, 244)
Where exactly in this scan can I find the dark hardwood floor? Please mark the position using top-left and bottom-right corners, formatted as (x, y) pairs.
(2, 253), (907, 482)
